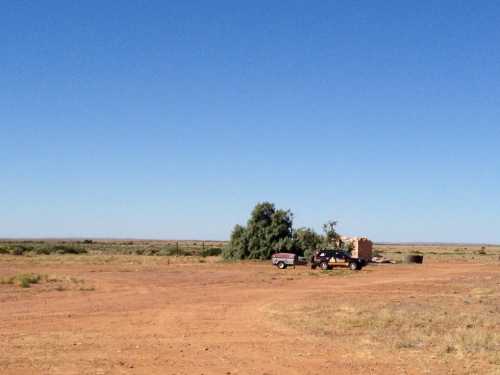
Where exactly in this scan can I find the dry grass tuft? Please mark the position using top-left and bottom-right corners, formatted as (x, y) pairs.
(1, 273), (43, 288)
(267, 278), (500, 372)
(0, 273), (96, 291)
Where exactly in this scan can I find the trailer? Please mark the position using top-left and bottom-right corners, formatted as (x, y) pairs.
(271, 253), (297, 269)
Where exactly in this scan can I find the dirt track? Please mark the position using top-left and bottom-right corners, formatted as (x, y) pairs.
(0, 258), (499, 375)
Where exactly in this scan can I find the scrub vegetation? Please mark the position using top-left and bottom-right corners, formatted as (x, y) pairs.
(223, 201), (340, 260)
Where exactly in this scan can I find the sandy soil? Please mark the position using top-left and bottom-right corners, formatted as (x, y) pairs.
(0, 256), (498, 375)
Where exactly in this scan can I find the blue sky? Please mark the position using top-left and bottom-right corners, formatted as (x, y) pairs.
(1, 1), (499, 242)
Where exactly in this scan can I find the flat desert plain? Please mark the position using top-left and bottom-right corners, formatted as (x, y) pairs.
(0, 250), (499, 375)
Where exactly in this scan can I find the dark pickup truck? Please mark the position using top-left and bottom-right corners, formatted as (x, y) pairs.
(310, 249), (365, 271)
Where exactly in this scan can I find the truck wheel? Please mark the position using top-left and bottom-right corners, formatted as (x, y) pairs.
(349, 262), (359, 271)
(320, 261), (329, 270)
(277, 261), (287, 269)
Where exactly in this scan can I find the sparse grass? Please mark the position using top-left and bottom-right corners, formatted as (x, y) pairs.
(266, 279), (500, 371)
(0, 272), (95, 291)
(0, 276), (14, 285)
(69, 277), (85, 284)
(1, 273), (43, 288)
(374, 244), (500, 263)
(303, 268), (354, 277)
(321, 269), (352, 277)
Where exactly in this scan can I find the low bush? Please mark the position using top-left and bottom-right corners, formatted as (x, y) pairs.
(201, 247), (223, 257)
(11, 245), (33, 256)
(51, 245), (87, 254)
(0, 243), (87, 256)
(34, 247), (51, 255)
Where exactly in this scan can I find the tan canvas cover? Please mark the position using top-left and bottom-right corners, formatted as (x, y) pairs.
(341, 236), (373, 261)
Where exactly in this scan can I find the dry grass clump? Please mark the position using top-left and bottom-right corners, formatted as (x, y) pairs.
(0, 273), (95, 291)
(267, 283), (500, 369)
(0, 273), (43, 288)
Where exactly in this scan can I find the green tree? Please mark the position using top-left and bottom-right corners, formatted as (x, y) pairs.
(223, 202), (294, 260)
(294, 227), (323, 257)
(322, 220), (341, 246)
(224, 204), (344, 260)
(223, 224), (248, 259)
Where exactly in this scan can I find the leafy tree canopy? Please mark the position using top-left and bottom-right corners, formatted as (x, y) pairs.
(223, 202), (340, 260)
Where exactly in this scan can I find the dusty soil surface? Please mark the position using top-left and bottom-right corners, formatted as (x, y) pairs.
(0, 256), (499, 375)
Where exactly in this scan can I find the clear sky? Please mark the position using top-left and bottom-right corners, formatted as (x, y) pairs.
(1, 1), (499, 242)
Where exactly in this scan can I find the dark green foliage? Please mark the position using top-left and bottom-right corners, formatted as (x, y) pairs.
(0, 243), (87, 256)
(11, 245), (33, 256)
(294, 227), (323, 258)
(223, 224), (248, 259)
(34, 247), (52, 255)
(50, 245), (87, 254)
(224, 202), (299, 260)
(156, 246), (193, 256)
(201, 247), (223, 257)
(223, 203), (342, 260)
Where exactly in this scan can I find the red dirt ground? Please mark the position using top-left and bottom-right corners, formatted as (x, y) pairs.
(0, 257), (498, 375)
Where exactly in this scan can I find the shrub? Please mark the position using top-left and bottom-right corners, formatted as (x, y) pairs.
(51, 245), (87, 254)
(158, 247), (180, 256)
(11, 245), (33, 256)
(13, 273), (42, 288)
(34, 247), (51, 255)
(19, 277), (31, 288)
(201, 247), (223, 257)
(1, 243), (87, 256)
(146, 248), (159, 256)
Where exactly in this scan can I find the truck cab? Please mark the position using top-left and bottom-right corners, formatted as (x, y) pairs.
(310, 249), (364, 271)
